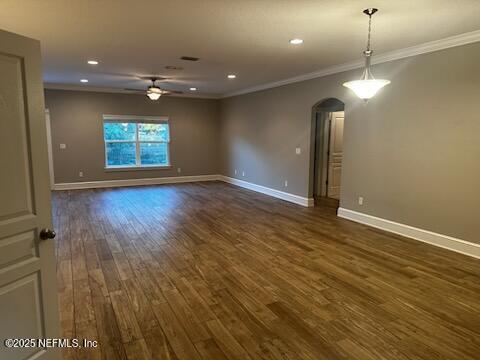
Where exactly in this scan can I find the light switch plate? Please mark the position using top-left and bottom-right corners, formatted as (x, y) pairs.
(295, 147), (301, 155)
(59, 143), (66, 149)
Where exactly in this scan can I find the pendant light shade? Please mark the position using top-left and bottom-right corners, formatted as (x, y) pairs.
(343, 79), (390, 99)
(343, 8), (390, 100)
(147, 91), (162, 100)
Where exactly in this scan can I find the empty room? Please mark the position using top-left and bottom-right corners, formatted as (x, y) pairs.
(1, 1), (479, 359)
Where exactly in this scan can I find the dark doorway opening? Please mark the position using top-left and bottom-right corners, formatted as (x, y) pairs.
(311, 98), (345, 208)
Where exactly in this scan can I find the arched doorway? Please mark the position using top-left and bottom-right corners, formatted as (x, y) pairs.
(310, 98), (345, 207)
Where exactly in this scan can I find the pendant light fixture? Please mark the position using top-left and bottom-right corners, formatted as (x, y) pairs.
(343, 8), (390, 100)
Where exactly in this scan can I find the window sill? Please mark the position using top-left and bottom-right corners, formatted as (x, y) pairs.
(104, 165), (172, 172)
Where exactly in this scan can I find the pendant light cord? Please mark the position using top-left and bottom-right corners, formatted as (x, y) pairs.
(366, 14), (372, 52)
(362, 10), (376, 80)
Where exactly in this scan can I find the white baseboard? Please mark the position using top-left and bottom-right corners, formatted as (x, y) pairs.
(338, 208), (480, 259)
(219, 175), (314, 207)
(54, 174), (314, 207)
(53, 175), (478, 258)
(53, 174), (221, 190)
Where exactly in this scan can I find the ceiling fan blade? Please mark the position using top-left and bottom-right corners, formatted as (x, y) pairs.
(138, 76), (168, 82)
(123, 87), (183, 96)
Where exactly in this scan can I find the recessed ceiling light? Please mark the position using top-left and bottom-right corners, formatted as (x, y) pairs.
(87, 60), (99, 65)
(80, 79), (89, 83)
(289, 38), (304, 45)
(227, 74), (236, 79)
(189, 87), (198, 91)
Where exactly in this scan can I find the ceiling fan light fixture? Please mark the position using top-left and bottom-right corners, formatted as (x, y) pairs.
(146, 78), (164, 100)
(148, 85), (162, 94)
(147, 91), (162, 100)
(343, 8), (390, 100)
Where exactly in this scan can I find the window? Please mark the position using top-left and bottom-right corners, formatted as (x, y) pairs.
(103, 115), (170, 169)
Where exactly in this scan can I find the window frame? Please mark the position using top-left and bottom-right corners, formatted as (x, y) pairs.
(102, 114), (170, 170)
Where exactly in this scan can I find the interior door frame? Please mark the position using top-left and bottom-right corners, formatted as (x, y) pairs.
(322, 113), (332, 198)
(312, 111), (333, 198)
(326, 111), (344, 199)
(308, 98), (345, 203)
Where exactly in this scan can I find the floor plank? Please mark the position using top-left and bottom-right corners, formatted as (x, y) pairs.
(53, 181), (480, 359)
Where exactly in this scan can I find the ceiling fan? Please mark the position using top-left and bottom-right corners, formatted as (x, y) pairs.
(124, 77), (183, 100)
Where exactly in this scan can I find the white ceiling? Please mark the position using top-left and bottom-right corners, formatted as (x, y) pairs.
(1, 0), (479, 97)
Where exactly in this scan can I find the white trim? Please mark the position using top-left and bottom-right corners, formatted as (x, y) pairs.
(220, 176), (314, 207)
(223, 30), (480, 98)
(45, 109), (55, 190)
(103, 114), (169, 122)
(52, 174), (314, 207)
(104, 165), (172, 172)
(337, 208), (480, 259)
(52, 171), (479, 258)
(43, 31), (480, 100)
(53, 174), (220, 190)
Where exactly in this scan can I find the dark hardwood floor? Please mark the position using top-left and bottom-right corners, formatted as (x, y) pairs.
(52, 181), (480, 360)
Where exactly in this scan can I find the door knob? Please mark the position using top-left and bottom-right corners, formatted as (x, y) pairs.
(39, 228), (56, 240)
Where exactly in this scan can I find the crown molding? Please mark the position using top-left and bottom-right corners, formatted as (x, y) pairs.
(222, 29), (480, 98)
(43, 30), (480, 100)
(43, 83), (221, 99)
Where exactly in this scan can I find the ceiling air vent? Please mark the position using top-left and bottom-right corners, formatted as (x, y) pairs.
(165, 65), (183, 70)
(180, 56), (199, 61)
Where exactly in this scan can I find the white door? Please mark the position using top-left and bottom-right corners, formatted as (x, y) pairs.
(0, 30), (60, 359)
(327, 111), (344, 199)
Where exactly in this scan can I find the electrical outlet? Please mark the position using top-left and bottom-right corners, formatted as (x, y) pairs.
(284, 180), (288, 187)
(59, 143), (66, 149)
(358, 196), (364, 205)
(177, 167), (181, 173)
(295, 147), (301, 155)
(242, 171), (245, 177)
(79, 171), (83, 177)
